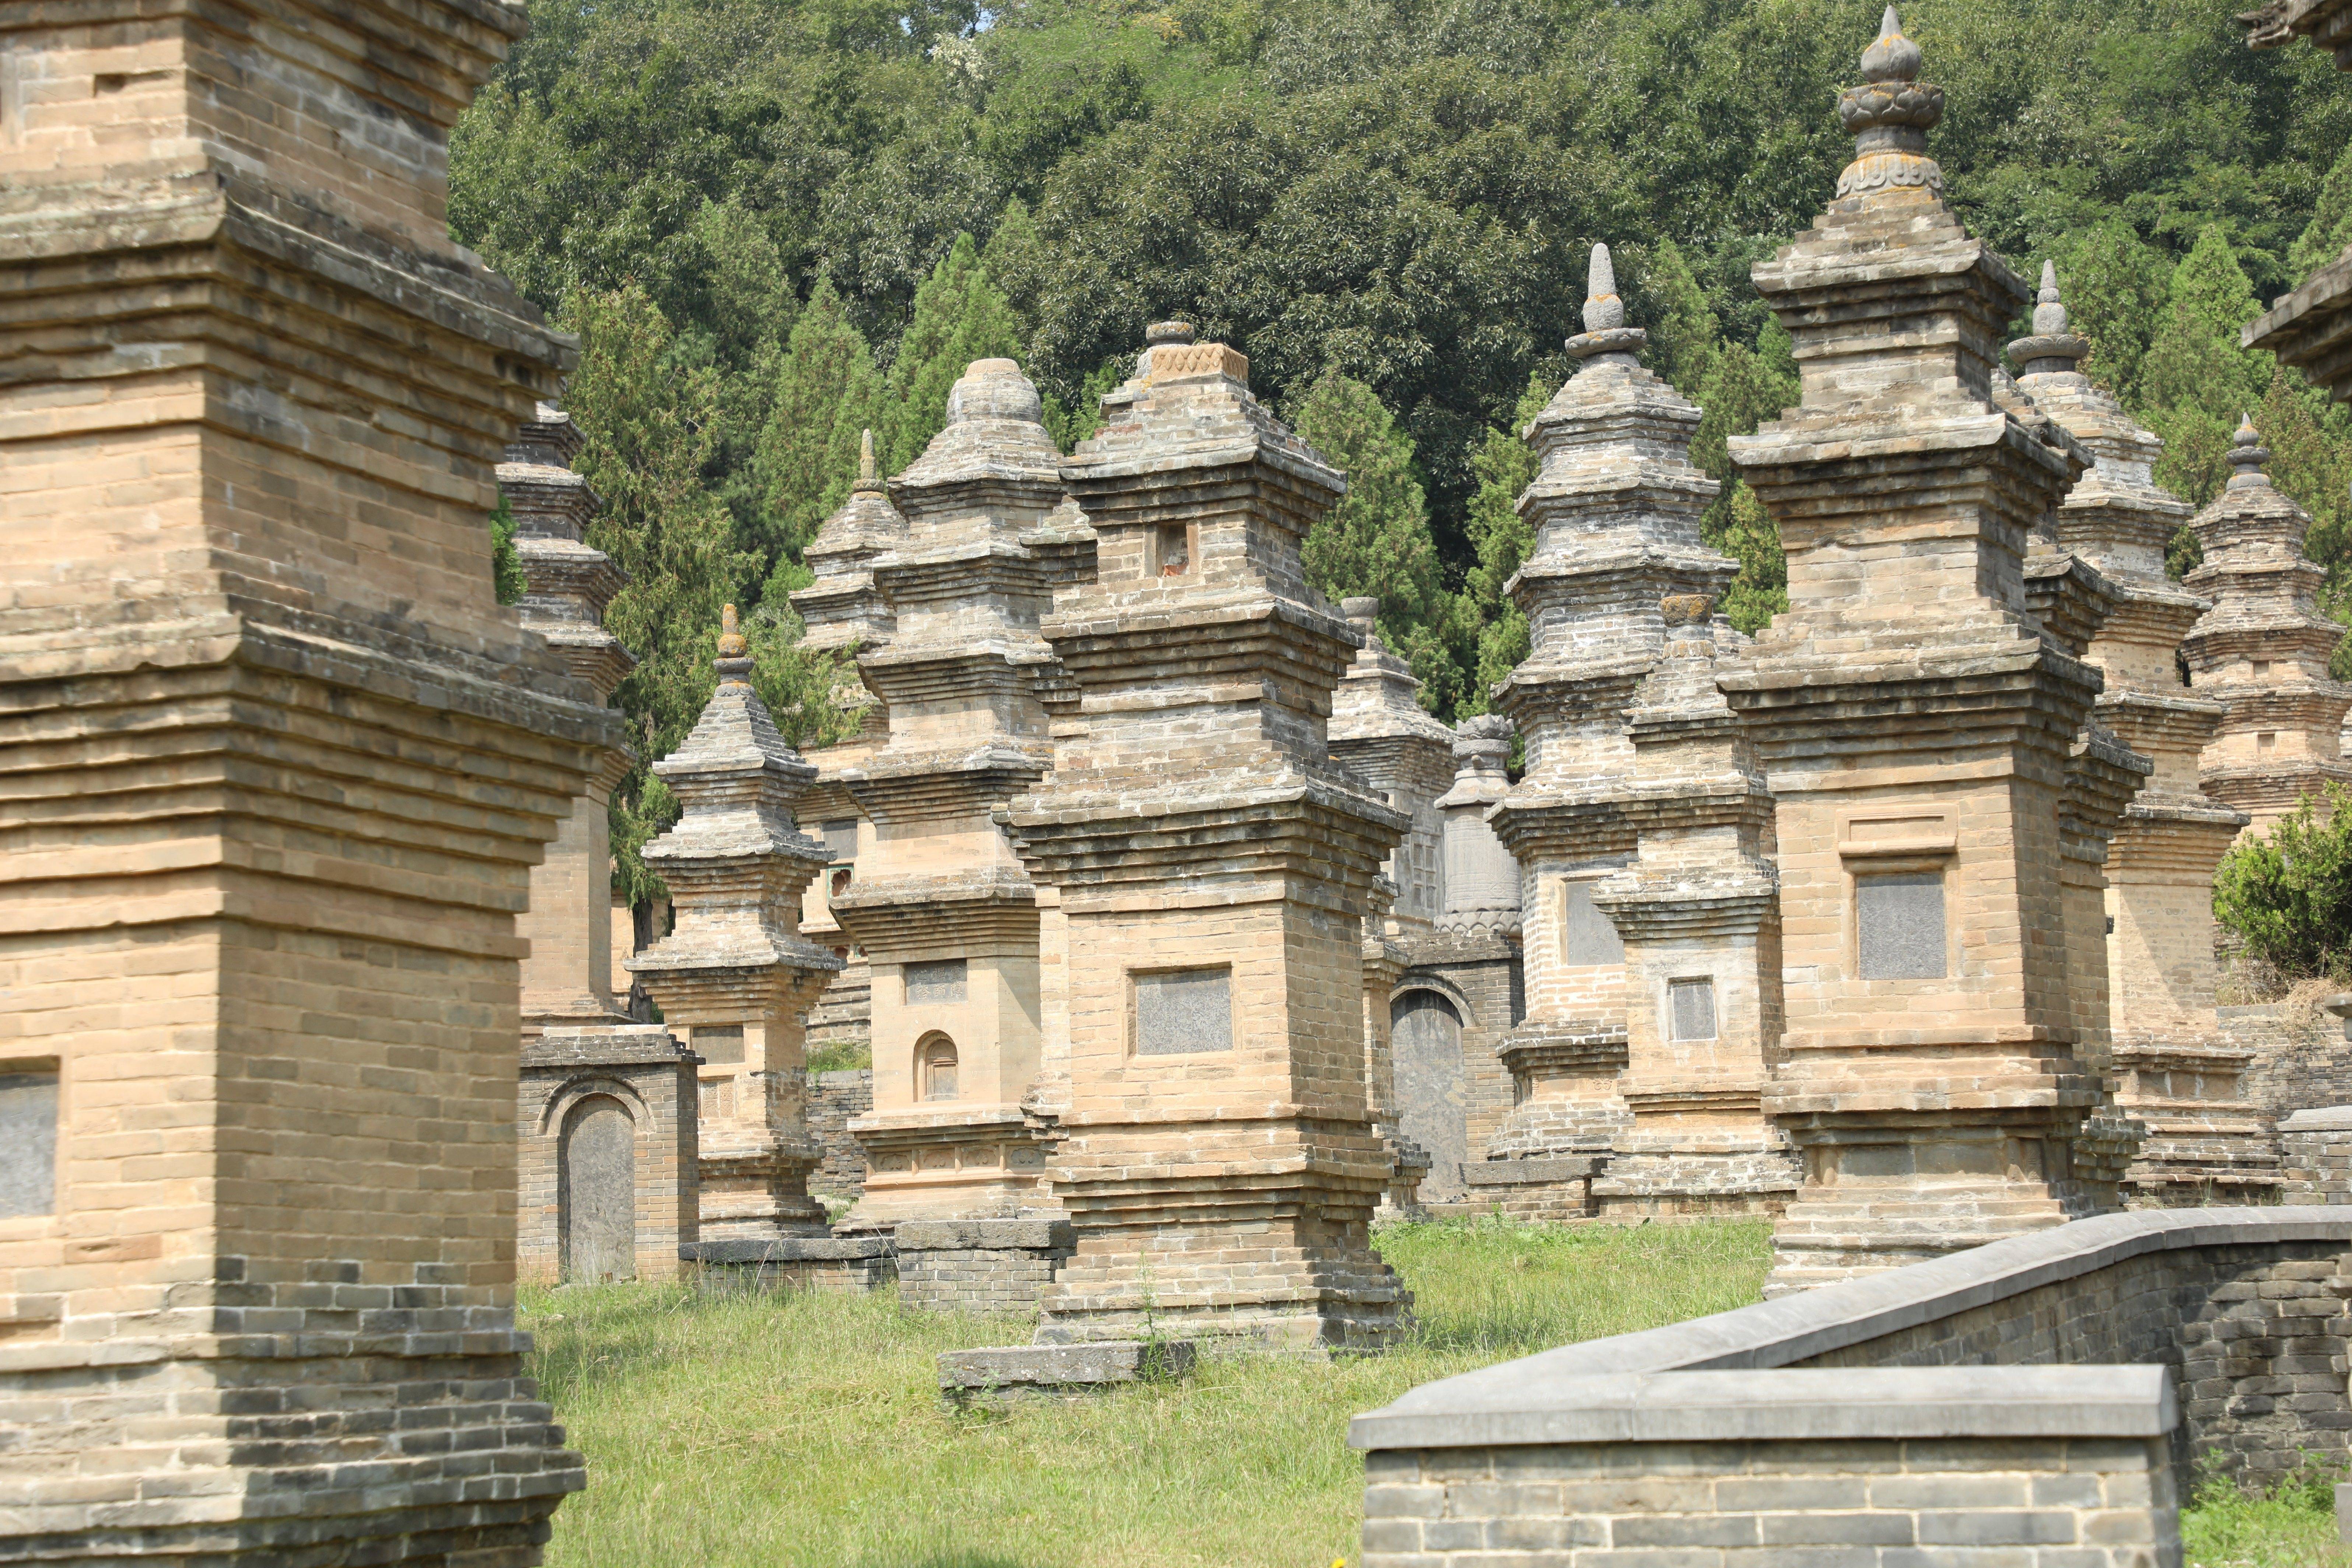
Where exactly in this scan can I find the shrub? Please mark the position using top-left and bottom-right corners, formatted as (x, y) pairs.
(2213, 783), (2352, 983)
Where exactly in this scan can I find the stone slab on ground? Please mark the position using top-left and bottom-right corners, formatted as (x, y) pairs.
(939, 1340), (1197, 1404)
(682, 1235), (896, 1292)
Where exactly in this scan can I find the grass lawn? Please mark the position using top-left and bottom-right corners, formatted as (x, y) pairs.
(526, 1217), (1769, 1567)
(522, 1213), (2332, 1567)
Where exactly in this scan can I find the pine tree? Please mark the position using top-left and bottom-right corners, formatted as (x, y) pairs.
(1458, 371), (1553, 715)
(752, 279), (886, 594)
(1714, 482), (1789, 634)
(879, 232), (1022, 473)
(2141, 225), (2269, 517)
(564, 283), (765, 907)
(1641, 238), (1721, 402)
(1290, 369), (1459, 714)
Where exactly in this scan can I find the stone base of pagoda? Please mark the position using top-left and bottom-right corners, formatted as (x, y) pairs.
(1591, 1082), (1799, 1219)
(1034, 1124), (1408, 1351)
(836, 1104), (1056, 1234)
(1763, 1106), (2106, 1296)
(1375, 1130), (1433, 1222)
(697, 1133), (831, 1238)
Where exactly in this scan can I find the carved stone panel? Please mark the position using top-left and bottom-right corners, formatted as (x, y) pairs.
(0, 1069), (57, 1219)
(1393, 991), (1469, 1200)
(561, 1096), (637, 1282)
(1857, 872), (1947, 981)
(1135, 968), (1233, 1055)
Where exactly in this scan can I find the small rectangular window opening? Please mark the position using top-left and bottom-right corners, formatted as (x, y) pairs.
(1155, 523), (1190, 577)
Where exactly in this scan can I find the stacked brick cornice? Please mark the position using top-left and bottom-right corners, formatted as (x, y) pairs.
(829, 360), (1089, 1230)
(1722, 9), (2118, 1292)
(1482, 246), (1735, 1201)
(2180, 419), (2352, 830)
(0, 0), (608, 1557)
(1004, 322), (1411, 1347)
(2013, 274), (2275, 1204)
(626, 616), (843, 1238)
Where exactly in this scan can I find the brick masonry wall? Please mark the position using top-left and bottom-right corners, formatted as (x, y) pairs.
(1793, 1241), (2352, 1485)
(2231, 1002), (2352, 1117)
(1361, 1434), (2175, 1567)
(808, 1069), (873, 1200)
(895, 1219), (1075, 1317)
(2282, 1117), (2352, 1204)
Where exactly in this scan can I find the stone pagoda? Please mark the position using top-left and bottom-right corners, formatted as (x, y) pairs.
(1330, 595), (1456, 929)
(627, 609), (843, 1237)
(0, 0), (607, 1557)
(1479, 242), (1735, 1219)
(1590, 595), (1798, 1218)
(2245, 1), (2352, 395)
(1003, 322), (1411, 1348)
(501, 405), (702, 1283)
(2180, 417), (2352, 835)
(790, 430), (911, 1061)
(829, 359), (1093, 1231)
(1422, 716), (1526, 1205)
(2011, 272), (2274, 1204)
(1721, 7), (2109, 1293)
(1328, 593), (1456, 1210)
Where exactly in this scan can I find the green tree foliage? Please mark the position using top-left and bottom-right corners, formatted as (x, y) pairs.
(2214, 784), (2352, 982)
(1290, 370), (1459, 713)
(2142, 225), (2271, 514)
(1458, 372), (1553, 715)
(879, 231), (1023, 472)
(754, 279), (886, 590)
(488, 493), (527, 606)
(451, 0), (2352, 737)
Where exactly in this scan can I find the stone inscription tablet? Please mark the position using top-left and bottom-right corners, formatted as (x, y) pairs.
(906, 959), (967, 1005)
(1668, 978), (1718, 1041)
(1563, 881), (1626, 967)
(0, 1069), (57, 1218)
(1136, 968), (1233, 1055)
(1858, 872), (1947, 980)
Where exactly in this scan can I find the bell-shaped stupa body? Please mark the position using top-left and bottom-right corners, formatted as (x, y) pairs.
(2011, 275), (2274, 1205)
(1721, 9), (2113, 1293)
(1004, 322), (1412, 1349)
(827, 360), (1095, 1234)
(2180, 417), (2352, 833)
(1477, 242), (1736, 1221)
(627, 609), (844, 1238)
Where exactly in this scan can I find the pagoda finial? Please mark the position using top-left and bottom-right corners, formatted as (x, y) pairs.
(1835, 7), (1944, 199)
(853, 427), (882, 493)
(1582, 243), (1624, 333)
(2010, 260), (2089, 378)
(2227, 412), (2272, 488)
(1860, 6), (1922, 83)
(1565, 240), (1645, 362)
(715, 602), (752, 683)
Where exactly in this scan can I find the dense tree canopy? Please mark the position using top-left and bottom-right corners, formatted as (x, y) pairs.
(450, 0), (2352, 893)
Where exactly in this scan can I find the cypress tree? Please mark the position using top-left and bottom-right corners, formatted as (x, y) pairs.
(1459, 371), (1554, 715)
(753, 279), (886, 592)
(2293, 141), (2352, 283)
(2052, 218), (2170, 403)
(2141, 225), (2268, 515)
(1691, 316), (1799, 631)
(1291, 369), (1460, 714)
(564, 283), (764, 906)
(879, 232), (1022, 473)
(1641, 238), (1721, 402)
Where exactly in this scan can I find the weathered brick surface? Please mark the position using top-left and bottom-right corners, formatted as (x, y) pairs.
(0, 0), (609, 1557)
(895, 1218), (1076, 1316)
(808, 1069), (875, 1201)
(1359, 1435), (2176, 1568)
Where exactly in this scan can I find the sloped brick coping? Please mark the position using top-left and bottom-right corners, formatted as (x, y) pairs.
(1352, 1206), (2352, 1447)
(1346, 1208), (2352, 1566)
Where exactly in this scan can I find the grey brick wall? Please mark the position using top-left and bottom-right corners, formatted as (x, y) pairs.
(807, 1069), (873, 1200)
(895, 1219), (1074, 1317)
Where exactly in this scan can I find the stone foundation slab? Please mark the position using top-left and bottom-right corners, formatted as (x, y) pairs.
(895, 1218), (1075, 1316)
(938, 1340), (1197, 1405)
(682, 1236), (896, 1293)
